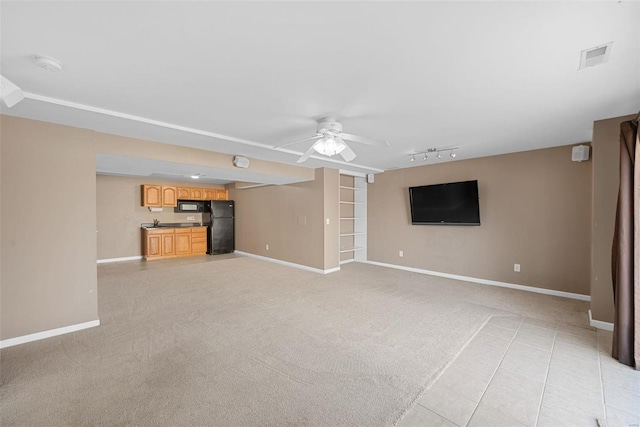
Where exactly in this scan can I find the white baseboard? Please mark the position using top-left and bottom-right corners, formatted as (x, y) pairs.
(364, 260), (591, 301)
(589, 309), (614, 331)
(97, 255), (143, 264)
(235, 251), (340, 275)
(0, 319), (101, 349)
(340, 259), (356, 265)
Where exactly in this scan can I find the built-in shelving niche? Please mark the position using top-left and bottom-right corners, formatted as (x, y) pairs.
(339, 174), (367, 264)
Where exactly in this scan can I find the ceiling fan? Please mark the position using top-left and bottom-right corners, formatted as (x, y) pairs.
(276, 118), (389, 163)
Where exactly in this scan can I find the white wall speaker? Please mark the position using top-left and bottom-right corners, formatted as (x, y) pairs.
(367, 173), (374, 184)
(571, 145), (590, 162)
(233, 156), (250, 168)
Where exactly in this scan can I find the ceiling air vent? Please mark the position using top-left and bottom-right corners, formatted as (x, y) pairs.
(579, 42), (613, 70)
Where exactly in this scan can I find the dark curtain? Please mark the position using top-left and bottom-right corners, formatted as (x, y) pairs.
(612, 119), (639, 369)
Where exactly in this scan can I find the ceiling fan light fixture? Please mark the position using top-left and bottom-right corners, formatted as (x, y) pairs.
(450, 150), (457, 158)
(313, 135), (346, 156)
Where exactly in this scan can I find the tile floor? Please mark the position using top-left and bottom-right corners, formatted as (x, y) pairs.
(398, 315), (640, 427)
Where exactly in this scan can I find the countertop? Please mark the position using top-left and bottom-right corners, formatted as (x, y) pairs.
(141, 223), (206, 229)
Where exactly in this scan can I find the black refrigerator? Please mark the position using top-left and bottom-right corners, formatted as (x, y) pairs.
(204, 200), (235, 254)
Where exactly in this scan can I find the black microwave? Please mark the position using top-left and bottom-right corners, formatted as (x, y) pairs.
(175, 200), (205, 212)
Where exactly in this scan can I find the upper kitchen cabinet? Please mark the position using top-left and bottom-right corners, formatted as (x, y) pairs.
(142, 185), (162, 207)
(215, 189), (229, 200)
(177, 187), (191, 200)
(141, 185), (177, 207)
(203, 188), (228, 200)
(189, 187), (204, 200)
(161, 186), (177, 207)
(143, 185), (227, 204)
(203, 189), (217, 200)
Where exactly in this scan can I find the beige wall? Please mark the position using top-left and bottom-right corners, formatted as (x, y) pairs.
(322, 169), (340, 270)
(368, 145), (592, 295)
(1, 116), (99, 340)
(229, 168), (339, 271)
(590, 114), (636, 323)
(96, 175), (225, 260)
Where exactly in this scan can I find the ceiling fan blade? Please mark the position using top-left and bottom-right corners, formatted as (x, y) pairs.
(339, 143), (356, 162)
(296, 141), (320, 163)
(340, 133), (390, 147)
(275, 135), (321, 149)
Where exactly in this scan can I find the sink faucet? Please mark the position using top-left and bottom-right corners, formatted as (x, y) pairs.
(153, 219), (159, 227)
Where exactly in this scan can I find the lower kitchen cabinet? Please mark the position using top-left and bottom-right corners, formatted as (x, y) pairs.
(175, 229), (192, 255)
(162, 234), (175, 256)
(191, 228), (207, 254)
(146, 234), (162, 257)
(143, 226), (207, 260)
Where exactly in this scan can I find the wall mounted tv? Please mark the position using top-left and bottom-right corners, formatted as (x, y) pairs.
(409, 180), (480, 225)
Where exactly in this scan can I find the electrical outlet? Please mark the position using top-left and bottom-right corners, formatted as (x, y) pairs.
(186, 216), (195, 221)
(266, 244), (269, 250)
(399, 250), (404, 257)
(514, 263), (521, 272)
(326, 218), (330, 225)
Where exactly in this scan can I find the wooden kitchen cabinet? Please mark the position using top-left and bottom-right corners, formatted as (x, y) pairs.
(191, 227), (207, 254)
(144, 184), (227, 203)
(177, 187), (191, 199)
(189, 187), (204, 200)
(215, 189), (229, 200)
(175, 229), (192, 255)
(203, 189), (217, 200)
(143, 228), (174, 259)
(162, 234), (175, 256)
(161, 186), (177, 207)
(142, 185), (162, 207)
(141, 185), (178, 207)
(143, 226), (208, 260)
(145, 234), (162, 257)
(203, 188), (228, 200)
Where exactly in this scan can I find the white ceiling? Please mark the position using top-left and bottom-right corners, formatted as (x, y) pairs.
(1, 1), (639, 182)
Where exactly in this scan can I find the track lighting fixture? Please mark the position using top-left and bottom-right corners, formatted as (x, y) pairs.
(408, 147), (458, 163)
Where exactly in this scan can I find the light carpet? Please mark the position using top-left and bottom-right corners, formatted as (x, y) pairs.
(0, 257), (589, 426)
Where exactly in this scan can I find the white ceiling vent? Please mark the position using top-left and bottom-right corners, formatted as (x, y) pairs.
(578, 42), (613, 70)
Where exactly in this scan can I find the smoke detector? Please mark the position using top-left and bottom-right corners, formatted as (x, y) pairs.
(33, 55), (63, 72)
(578, 42), (613, 70)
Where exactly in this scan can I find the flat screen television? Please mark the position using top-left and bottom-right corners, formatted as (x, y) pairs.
(409, 180), (480, 225)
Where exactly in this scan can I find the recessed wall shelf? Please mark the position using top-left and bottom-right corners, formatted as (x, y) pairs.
(339, 246), (365, 253)
(339, 174), (367, 264)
